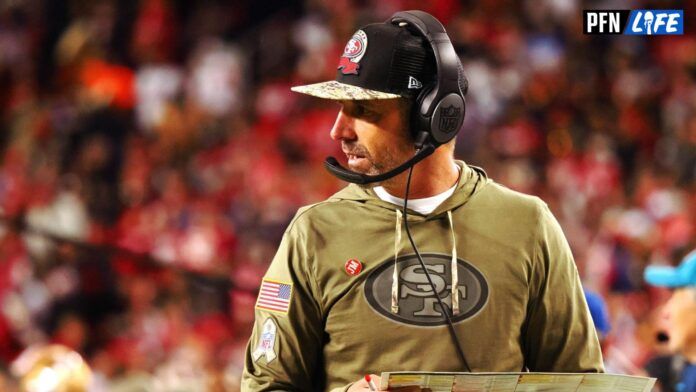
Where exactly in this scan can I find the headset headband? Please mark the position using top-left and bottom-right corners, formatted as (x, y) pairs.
(389, 10), (462, 117)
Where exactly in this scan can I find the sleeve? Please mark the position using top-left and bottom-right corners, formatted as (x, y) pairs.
(523, 203), (605, 372)
(241, 224), (326, 391)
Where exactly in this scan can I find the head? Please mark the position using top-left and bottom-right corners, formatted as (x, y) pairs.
(291, 11), (466, 187)
(644, 250), (696, 359)
(330, 98), (457, 188)
(660, 287), (696, 356)
(11, 344), (92, 392)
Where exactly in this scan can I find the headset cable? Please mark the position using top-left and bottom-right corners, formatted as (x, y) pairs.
(401, 156), (471, 372)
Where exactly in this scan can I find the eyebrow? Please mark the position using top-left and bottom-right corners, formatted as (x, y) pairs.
(338, 99), (405, 118)
(346, 100), (392, 111)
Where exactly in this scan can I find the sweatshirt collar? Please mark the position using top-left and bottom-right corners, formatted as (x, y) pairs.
(328, 160), (488, 218)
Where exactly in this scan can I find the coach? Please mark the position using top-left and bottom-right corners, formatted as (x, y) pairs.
(242, 10), (603, 391)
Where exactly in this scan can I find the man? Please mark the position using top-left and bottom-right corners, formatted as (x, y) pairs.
(242, 11), (603, 392)
(644, 250), (696, 392)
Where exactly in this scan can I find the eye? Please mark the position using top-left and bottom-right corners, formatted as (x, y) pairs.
(351, 104), (380, 121)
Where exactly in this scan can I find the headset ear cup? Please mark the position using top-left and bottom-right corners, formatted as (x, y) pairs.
(429, 93), (465, 144)
(425, 62), (467, 144)
(410, 84), (434, 142)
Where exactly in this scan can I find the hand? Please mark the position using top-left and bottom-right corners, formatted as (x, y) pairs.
(347, 374), (427, 391)
(347, 374), (381, 391)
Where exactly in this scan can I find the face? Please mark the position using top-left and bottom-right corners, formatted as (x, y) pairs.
(660, 287), (696, 354)
(330, 99), (413, 186)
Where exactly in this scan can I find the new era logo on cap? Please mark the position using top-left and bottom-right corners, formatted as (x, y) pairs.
(408, 76), (422, 89)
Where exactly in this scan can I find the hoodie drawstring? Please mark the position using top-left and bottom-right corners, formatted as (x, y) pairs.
(447, 210), (459, 315)
(391, 210), (402, 314)
(391, 209), (459, 316)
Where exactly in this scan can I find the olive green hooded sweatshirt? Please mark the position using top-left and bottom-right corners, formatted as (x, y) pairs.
(242, 161), (603, 391)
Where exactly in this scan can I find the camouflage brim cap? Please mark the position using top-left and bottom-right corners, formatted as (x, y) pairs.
(291, 22), (433, 101)
(290, 81), (400, 100)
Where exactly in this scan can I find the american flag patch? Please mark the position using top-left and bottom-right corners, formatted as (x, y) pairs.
(255, 279), (293, 314)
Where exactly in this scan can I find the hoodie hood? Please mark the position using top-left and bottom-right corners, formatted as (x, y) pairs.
(327, 160), (488, 218)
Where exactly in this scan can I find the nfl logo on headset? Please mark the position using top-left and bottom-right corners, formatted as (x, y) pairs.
(439, 105), (461, 133)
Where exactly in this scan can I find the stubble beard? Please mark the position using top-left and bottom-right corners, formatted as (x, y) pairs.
(347, 143), (413, 189)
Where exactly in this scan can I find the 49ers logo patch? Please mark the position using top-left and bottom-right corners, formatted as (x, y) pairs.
(363, 253), (489, 327)
(338, 30), (367, 75)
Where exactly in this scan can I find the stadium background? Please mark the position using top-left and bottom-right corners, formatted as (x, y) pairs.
(0, 0), (694, 390)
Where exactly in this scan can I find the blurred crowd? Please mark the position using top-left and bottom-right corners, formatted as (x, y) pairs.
(0, 0), (694, 390)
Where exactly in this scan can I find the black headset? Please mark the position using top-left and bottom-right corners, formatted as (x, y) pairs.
(324, 10), (467, 184)
(392, 10), (467, 147)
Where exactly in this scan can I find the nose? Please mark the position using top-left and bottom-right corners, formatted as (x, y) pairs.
(329, 110), (357, 142)
(660, 305), (670, 322)
(662, 296), (675, 317)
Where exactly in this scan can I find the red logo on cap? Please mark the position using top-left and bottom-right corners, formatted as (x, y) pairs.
(338, 30), (367, 75)
(344, 259), (363, 276)
(338, 57), (360, 75)
(344, 38), (363, 57)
